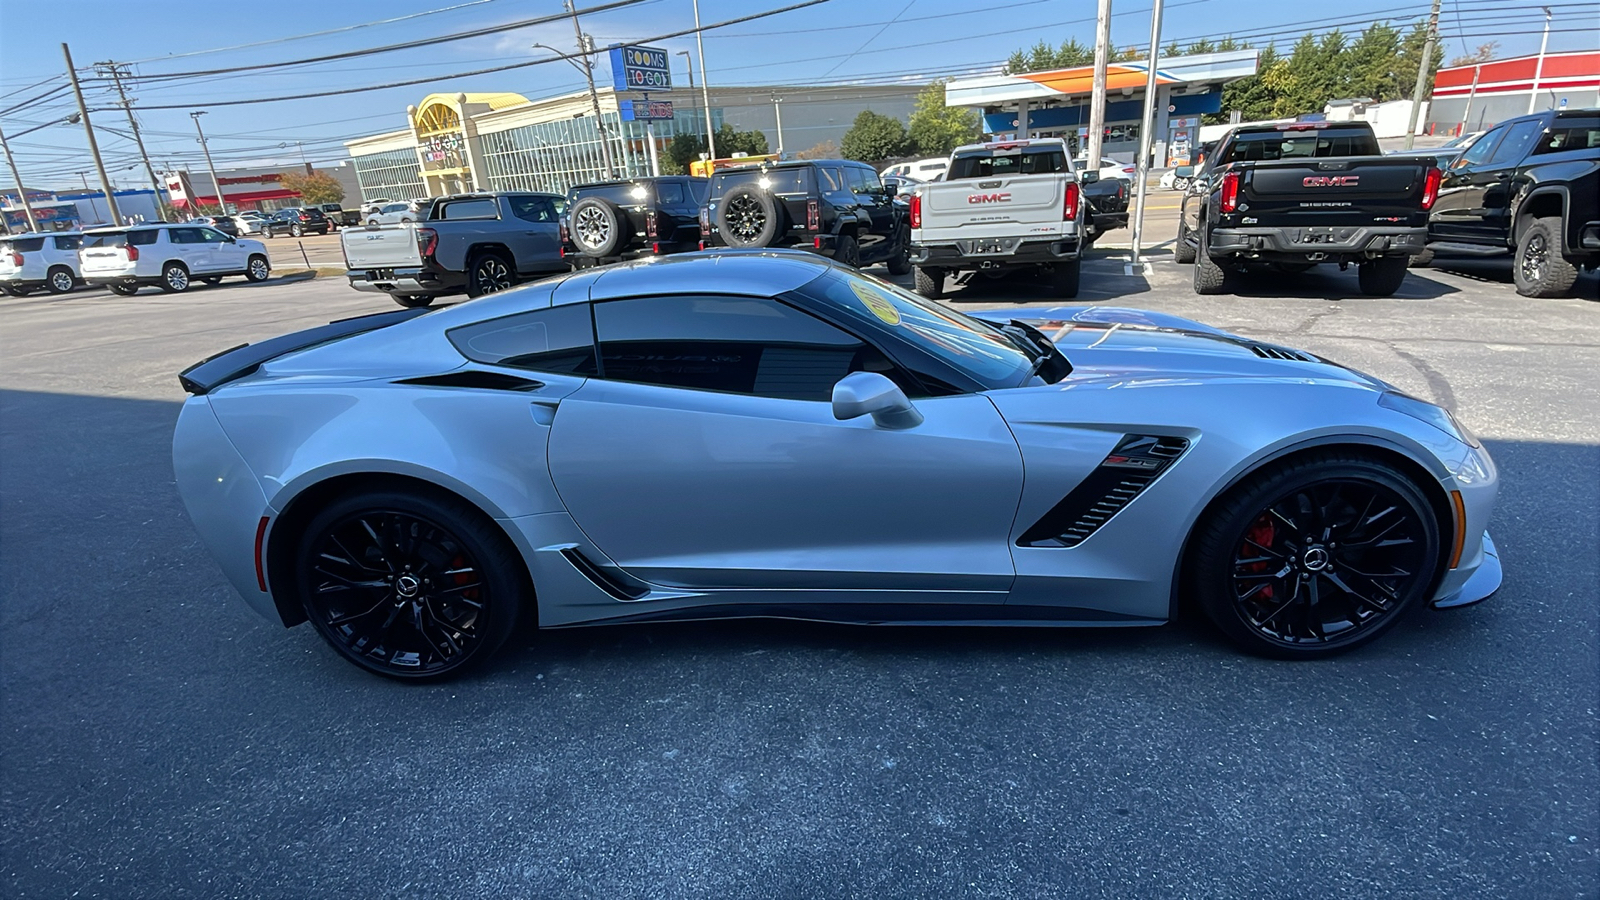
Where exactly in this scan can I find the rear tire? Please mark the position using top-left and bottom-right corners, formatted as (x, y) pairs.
(290, 224), (303, 237)
(913, 266), (944, 299)
(292, 488), (524, 681)
(466, 252), (517, 298)
(1187, 452), (1442, 659)
(569, 196), (626, 257)
(109, 284), (139, 296)
(715, 185), (783, 248)
(1513, 216), (1579, 298)
(159, 262), (190, 293)
(1407, 248), (1434, 268)
(1192, 225), (1230, 295)
(834, 234), (862, 268)
(1357, 255), (1409, 297)
(394, 294), (435, 308)
(886, 227), (912, 275)
(46, 266), (76, 294)
(1174, 219), (1197, 265)
(1052, 259), (1081, 298)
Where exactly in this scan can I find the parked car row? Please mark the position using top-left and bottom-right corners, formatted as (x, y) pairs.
(1, 223), (272, 297)
(1169, 109), (1598, 298)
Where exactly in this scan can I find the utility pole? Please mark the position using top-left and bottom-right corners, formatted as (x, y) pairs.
(97, 62), (164, 217)
(693, 0), (716, 160)
(1403, 0), (1441, 150)
(678, 50), (701, 165)
(0, 126), (40, 232)
(1528, 6), (1552, 114)
(191, 112), (227, 216)
(62, 42), (121, 224)
(563, 0), (616, 178)
(1087, 0), (1113, 165)
(1128, 0), (1164, 270)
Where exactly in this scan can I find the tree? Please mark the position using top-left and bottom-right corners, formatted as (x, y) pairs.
(794, 140), (839, 160)
(1003, 37), (1095, 74)
(1449, 42), (1499, 68)
(840, 110), (909, 163)
(1395, 21), (1445, 99)
(907, 82), (979, 158)
(279, 170), (343, 205)
(663, 123), (771, 174)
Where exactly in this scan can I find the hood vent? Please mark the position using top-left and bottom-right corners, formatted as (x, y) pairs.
(1018, 434), (1190, 548)
(1250, 343), (1315, 362)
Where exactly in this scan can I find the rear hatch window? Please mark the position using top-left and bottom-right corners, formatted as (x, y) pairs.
(948, 147), (1067, 180)
(1224, 127), (1381, 162)
(6, 237), (46, 252)
(713, 167), (815, 196)
(83, 232), (130, 248)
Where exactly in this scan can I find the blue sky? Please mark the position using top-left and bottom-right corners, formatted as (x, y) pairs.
(1, 0), (1591, 189)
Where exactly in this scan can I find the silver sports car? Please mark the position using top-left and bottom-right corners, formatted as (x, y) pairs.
(173, 251), (1501, 680)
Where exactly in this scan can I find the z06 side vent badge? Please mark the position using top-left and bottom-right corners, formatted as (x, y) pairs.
(1018, 435), (1191, 548)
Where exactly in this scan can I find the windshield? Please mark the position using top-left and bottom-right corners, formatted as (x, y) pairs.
(804, 268), (1035, 387)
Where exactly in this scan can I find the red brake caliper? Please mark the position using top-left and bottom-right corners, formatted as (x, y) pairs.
(1245, 515), (1277, 600)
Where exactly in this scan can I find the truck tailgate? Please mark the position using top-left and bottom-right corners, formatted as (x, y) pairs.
(918, 174), (1068, 242)
(1238, 158), (1433, 225)
(342, 225), (423, 269)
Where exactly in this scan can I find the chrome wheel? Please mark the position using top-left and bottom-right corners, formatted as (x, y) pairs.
(727, 194), (766, 241)
(301, 509), (491, 677)
(574, 205), (611, 250)
(49, 270), (74, 293)
(248, 257), (270, 281)
(164, 266), (189, 292)
(1231, 479), (1430, 647)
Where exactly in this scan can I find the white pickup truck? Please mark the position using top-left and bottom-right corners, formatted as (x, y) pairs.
(907, 138), (1090, 299)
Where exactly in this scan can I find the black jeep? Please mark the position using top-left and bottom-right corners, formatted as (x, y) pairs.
(562, 176), (709, 268)
(701, 160), (911, 273)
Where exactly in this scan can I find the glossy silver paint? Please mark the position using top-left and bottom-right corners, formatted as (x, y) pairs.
(172, 253), (1501, 635)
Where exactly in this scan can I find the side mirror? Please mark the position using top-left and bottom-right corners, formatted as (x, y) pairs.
(1174, 165), (1194, 178)
(881, 177), (901, 194)
(832, 372), (923, 429)
(1078, 170), (1099, 183)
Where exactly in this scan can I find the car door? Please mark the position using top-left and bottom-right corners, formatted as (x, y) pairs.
(1430, 123), (1509, 242)
(505, 195), (562, 273)
(847, 165), (897, 259)
(545, 293), (1024, 601)
(166, 227), (212, 272)
(202, 227), (244, 272)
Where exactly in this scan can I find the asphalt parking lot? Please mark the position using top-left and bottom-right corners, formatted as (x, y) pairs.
(2, 250), (1596, 898)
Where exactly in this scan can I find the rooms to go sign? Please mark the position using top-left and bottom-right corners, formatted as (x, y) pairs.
(609, 44), (672, 92)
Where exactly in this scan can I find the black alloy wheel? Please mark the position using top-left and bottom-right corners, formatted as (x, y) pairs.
(834, 233), (862, 268)
(295, 491), (521, 680)
(726, 194), (768, 243)
(1513, 216), (1579, 298)
(1191, 454), (1441, 658)
(467, 253), (516, 298)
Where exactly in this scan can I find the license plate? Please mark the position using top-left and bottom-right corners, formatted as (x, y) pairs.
(971, 240), (1008, 255)
(1298, 229), (1334, 244)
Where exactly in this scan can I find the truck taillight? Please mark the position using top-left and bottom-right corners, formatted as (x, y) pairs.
(699, 208), (710, 237)
(417, 227), (438, 258)
(909, 194), (921, 229)
(1219, 171), (1241, 214)
(8, 252), (21, 267)
(807, 199), (820, 231)
(1063, 182), (1080, 221)
(559, 221), (569, 245)
(1420, 166), (1442, 211)
(645, 210), (658, 239)
(125, 245), (139, 261)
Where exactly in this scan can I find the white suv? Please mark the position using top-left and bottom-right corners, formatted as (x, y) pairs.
(365, 202), (418, 226)
(79, 224), (271, 295)
(0, 232), (86, 296)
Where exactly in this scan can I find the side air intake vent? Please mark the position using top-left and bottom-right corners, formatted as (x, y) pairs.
(1018, 434), (1191, 548)
(559, 548), (650, 601)
(1250, 344), (1315, 362)
(396, 371), (546, 391)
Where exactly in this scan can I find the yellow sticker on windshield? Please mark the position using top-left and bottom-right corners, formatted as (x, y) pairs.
(851, 282), (901, 325)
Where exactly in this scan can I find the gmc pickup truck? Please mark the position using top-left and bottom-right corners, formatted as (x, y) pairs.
(1176, 121), (1441, 296)
(908, 138), (1088, 300)
(341, 191), (567, 308)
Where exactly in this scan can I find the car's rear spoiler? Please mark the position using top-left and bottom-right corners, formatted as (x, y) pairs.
(178, 307), (432, 395)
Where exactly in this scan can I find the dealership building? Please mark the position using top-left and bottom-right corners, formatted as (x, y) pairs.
(343, 83), (926, 203)
(944, 49), (1262, 168)
(1426, 50), (1599, 136)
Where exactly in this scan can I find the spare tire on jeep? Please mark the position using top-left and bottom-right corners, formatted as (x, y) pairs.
(715, 184), (784, 248)
(568, 196), (627, 258)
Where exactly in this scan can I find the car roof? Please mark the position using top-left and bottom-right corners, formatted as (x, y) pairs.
(582, 250), (836, 302)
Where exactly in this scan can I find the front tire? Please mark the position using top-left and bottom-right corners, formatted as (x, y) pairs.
(394, 294), (435, 309)
(290, 224), (303, 237)
(886, 228), (912, 275)
(1513, 216), (1579, 298)
(913, 266), (944, 299)
(1192, 224), (1230, 295)
(1187, 452), (1442, 659)
(159, 262), (190, 293)
(46, 267), (76, 294)
(1357, 255), (1409, 296)
(1174, 219), (1197, 265)
(246, 255), (271, 282)
(1052, 259), (1081, 298)
(833, 233), (862, 268)
(466, 252), (517, 298)
(292, 489), (523, 681)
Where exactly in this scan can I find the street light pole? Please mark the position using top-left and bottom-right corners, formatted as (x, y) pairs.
(678, 50), (701, 166)
(1528, 6), (1553, 114)
(693, 0), (716, 160)
(0, 126), (40, 231)
(771, 93), (784, 155)
(1128, 0), (1165, 270)
(62, 42), (121, 224)
(562, 0), (616, 178)
(191, 112), (228, 215)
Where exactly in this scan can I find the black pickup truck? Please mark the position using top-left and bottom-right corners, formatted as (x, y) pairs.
(701, 159), (911, 272)
(562, 176), (708, 268)
(1419, 107), (1599, 297)
(1177, 121), (1441, 296)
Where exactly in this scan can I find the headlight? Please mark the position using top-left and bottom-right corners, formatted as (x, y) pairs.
(1379, 391), (1480, 447)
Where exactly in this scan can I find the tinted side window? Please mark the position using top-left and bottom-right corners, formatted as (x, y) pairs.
(1533, 119), (1600, 154)
(509, 196), (555, 223)
(656, 183), (685, 206)
(199, 228), (229, 242)
(53, 235), (83, 251)
(11, 237), (46, 252)
(169, 228), (205, 244)
(593, 295), (903, 401)
(437, 198), (499, 220)
(128, 230), (161, 246)
(447, 303), (597, 375)
(847, 167), (874, 193)
(1487, 120), (1544, 166)
(1456, 126), (1506, 168)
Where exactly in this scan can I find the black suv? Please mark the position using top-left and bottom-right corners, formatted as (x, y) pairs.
(1421, 107), (1599, 297)
(562, 176), (709, 268)
(702, 160), (910, 272)
(263, 207), (331, 237)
